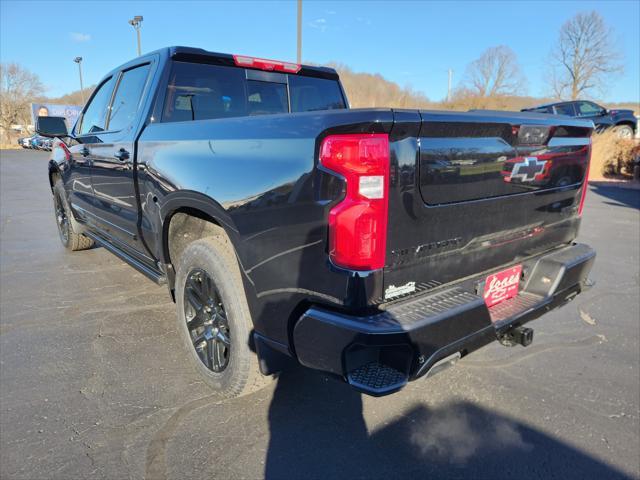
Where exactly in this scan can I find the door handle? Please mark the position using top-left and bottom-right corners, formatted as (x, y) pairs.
(114, 148), (130, 162)
(81, 147), (90, 157)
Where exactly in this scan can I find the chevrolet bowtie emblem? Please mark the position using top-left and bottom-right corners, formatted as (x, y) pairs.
(509, 157), (547, 182)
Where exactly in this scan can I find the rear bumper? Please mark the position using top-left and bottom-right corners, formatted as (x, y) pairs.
(293, 243), (595, 396)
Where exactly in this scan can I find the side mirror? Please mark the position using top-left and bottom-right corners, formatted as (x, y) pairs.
(600, 108), (608, 116)
(36, 116), (69, 138)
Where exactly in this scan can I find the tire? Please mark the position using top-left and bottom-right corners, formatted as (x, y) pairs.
(614, 125), (634, 139)
(174, 236), (271, 398)
(52, 180), (94, 251)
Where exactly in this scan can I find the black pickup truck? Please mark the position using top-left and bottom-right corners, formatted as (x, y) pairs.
(522, 100), (637, 138)
(37, 47), (596, 397)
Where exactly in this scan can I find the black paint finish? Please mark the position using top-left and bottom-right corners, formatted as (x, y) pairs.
(47, 46), (596, 376)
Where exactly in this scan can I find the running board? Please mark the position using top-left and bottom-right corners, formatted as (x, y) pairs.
(85, 231), (166, 285)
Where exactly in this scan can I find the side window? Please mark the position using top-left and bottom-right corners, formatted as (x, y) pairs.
(77, 76), (116, 135)
(576, 102), (602, 116)
(107, 64), (151, 131)
(554, 103), (576, 116)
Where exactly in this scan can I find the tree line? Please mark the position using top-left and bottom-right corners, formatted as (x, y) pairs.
(341, 11), (626, 110)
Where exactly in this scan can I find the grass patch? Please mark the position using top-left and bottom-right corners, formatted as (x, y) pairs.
(590, 130), (638, 180)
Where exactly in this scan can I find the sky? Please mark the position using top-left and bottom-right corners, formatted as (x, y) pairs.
(1, 0), (639, 102)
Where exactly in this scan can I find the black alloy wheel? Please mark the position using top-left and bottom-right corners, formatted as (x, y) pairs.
(54, 192), (70, 244)
(183, 268), (231, 372)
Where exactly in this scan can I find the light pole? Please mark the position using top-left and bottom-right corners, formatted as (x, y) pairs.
(128, 15), (143, 56)
(296, 0), (302, 64)
(74, 57), (85, 105)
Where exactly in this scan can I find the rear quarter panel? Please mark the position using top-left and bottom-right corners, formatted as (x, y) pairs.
(136, 109), (393, 348)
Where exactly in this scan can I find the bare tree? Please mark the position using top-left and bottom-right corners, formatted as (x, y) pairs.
(549, 11), (622, 100)
(463, 46), (526, 97)
(0, 63), (44, 136)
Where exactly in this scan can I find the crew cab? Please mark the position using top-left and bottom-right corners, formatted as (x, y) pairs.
(522, 100), (637, 139)
(37, 47), (596, 397)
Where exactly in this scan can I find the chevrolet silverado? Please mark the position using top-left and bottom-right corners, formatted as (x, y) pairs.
(37, 46), (596, 397)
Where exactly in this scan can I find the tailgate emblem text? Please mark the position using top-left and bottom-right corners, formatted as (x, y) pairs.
(385, 282), (416, 300)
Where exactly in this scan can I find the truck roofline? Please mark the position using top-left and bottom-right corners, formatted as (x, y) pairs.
(169, 46), (339, 80)
(99, 46), (341, 83)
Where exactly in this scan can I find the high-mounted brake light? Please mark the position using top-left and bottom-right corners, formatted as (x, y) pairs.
(233, 54), (301, 73)
(320, 134), (390, 271)
(578, 140), (592, 216)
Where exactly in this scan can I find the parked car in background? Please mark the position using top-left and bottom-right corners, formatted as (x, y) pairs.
(30, 135), (47, 149)
(522, 100), (637, 138)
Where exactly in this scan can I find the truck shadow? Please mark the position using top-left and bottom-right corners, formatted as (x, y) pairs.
(264, 366), (632, 480)
(589, 183), (640, 209)
(255, 182), (629, 479)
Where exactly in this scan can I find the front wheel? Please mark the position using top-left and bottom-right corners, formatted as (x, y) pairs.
(52, 180), (94, 251)
(614, 125), (634, 139)
(174, 236), (271, 398)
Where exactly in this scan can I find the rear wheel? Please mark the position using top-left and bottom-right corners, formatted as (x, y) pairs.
(174, 236), (270, 398)
(52, 180), (94, 251)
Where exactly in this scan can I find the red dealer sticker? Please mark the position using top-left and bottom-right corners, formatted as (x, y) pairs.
(483, 265), (522, 308)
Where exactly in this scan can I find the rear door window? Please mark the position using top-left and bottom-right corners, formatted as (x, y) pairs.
(554, 103), (576, 116)
(107, 64), (151, 131)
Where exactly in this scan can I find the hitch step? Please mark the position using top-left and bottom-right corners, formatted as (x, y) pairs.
(347, 362), (407, 396)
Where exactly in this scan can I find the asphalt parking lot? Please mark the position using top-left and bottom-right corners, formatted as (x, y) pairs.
(1, 148), (638, 480)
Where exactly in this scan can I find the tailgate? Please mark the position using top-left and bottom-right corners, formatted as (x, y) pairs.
(383, 109), (592, 302)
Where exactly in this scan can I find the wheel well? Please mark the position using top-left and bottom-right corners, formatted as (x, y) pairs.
(165, 208), (227, 268)
(48, 167), (61, 191)
(615, 121), (636, 131)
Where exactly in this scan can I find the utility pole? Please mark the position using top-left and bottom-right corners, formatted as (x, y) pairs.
(297, 0), (302, 64)
(128, 15), (143, 56)
(447, 68), (453, 102)
(74, 57), (85, 104)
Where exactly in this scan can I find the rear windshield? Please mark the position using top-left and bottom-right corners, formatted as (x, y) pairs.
(162, 61), (345, 122)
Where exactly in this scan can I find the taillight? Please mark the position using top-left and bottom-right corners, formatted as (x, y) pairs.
(319, 134), (389, 270)
(578, 141), (592, 216)
(233, 55), (301, 73)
